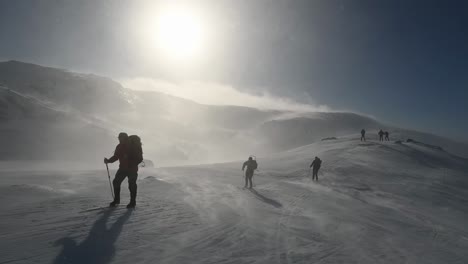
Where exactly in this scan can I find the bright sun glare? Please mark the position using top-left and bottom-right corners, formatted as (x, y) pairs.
(154, 8), (205, 60)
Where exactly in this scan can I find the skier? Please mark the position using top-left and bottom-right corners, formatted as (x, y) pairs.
(361, 129), (366, 141)
(309, 156), (322, 181)
(385, 131), (390, 141)
(104, 133), (143, 208)
(378, 129), (384, 142)
(242, 156), (258, 189)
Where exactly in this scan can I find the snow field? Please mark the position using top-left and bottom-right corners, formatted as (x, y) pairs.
(1, 138), (468, 263)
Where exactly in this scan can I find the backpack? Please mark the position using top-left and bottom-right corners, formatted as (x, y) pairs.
(128, 135), (143, 165)
(251, 160), (258, 170)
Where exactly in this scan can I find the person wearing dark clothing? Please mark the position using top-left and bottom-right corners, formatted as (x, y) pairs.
(385, 131), (390, 141)
(310, 156), (322, 181)
(378, 129), (384, 142)
(242, 157), (257, 188)
(105, 132), (139, 208)
(361, 129), (366, 141)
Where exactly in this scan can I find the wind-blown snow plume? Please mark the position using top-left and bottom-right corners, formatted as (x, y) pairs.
(122, 77), (330, 112)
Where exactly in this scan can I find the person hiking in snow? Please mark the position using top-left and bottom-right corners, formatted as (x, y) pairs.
(385, 131), (390, 141)
(378, 129), (384, 142)
(361, 129), (366, 141)
(104, 133), (143, 208)
(310, 156), (322, 181)
(242, 156), (258, 189)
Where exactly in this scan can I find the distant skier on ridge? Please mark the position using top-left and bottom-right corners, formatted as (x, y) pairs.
(242, 156), (258, 189)
(310, 156), (322, 181)
(378, 129), (384, 142)
(361, 129), (366, 141)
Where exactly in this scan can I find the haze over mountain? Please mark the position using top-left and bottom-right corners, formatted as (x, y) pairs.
(1, 60), (467, 167)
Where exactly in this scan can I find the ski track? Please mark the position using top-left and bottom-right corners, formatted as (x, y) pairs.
(2, 139), (468, 263)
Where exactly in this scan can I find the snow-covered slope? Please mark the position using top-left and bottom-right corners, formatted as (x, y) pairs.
(255, 112), (382, 151)
(2, 60), (468, 166)
(1, 137), (467, 263)
(0, 61), (281, 165)
(0, 85), (114, 161)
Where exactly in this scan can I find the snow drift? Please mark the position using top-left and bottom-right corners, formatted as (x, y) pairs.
(1, 136), (467, 263)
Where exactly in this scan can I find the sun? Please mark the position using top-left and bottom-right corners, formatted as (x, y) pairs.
(154, 8), (205, 60)
(134, 3), (210, 65)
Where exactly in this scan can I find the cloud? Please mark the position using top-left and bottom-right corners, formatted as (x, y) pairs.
(121, 77), (330, 112)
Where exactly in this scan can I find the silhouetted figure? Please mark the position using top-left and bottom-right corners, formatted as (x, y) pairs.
(361, 129), (366, 141)
(310, 156), (322, 181)
(242, 156), (258, 188)
(378, 129), (384, 142)
(105, 132), (142, 208)
(385, 131), (390, 141)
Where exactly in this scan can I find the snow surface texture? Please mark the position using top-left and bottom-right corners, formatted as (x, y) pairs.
(1, 137), (468, 264)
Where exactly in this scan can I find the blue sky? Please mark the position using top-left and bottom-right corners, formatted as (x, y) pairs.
(0, 0), (467, 141)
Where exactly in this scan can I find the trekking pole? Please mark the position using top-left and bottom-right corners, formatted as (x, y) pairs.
(241, 171), (244, 186)
(106, 163), (115, 200)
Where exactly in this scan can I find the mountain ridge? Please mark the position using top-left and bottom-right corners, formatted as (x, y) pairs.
(1, 60), (467, 165)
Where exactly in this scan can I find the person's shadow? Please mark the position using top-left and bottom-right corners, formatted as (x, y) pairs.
(52, 209), (133, 264)
(249, 189), (282, 208)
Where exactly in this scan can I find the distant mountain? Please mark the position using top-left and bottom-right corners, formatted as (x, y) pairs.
(1, 60), (467, 165)
(0, 61), (281, 165)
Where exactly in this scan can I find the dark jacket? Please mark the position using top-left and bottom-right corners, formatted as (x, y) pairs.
(108, 143), (131, 171)
(310, 158), (322, 170)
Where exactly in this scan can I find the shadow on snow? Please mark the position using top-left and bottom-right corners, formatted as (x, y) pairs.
(249, 188), (282, 208)
(52, 208), (133, 264)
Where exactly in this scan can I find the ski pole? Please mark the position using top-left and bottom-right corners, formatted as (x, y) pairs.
(106, 163), (114, 199)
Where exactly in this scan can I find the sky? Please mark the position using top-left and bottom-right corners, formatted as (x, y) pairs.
(0, 0), (467, 141)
